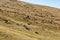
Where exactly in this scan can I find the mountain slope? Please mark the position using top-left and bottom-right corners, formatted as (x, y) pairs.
(0, 0), (60, 40)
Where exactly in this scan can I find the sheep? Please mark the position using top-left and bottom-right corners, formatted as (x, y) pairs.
(4, 20), (11, 24)
(23, 25), (30, 30)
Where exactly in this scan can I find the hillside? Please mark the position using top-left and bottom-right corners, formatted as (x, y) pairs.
(0, 0), (60, 40)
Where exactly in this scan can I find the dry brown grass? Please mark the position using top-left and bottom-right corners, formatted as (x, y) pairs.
(0, 0), (60, 40)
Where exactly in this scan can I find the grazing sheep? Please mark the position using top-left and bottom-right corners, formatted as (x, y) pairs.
(23, 25), (30, 30)
(4, 20), (11, 24)
(25, 16), (30, 20)
(23, 15), (30, 22)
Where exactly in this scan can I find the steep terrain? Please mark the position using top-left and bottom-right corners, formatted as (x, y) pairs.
(0, 0), (60, 40)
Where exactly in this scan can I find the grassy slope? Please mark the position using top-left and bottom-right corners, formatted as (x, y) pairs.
(0, 0), (60, 40)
